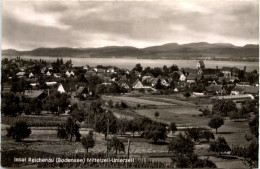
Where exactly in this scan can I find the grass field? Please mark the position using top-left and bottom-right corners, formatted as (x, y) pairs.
(103, 95), (175, 106)
(135, 108), (209, 127)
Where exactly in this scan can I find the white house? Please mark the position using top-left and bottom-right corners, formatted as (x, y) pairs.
(57, 84), (66, 93)
(46, 71), (51, 76)
(65, 71), (71, 77)
(29, 73), (34, 78)
(107, 68), (115, 73)
(132, 80), (144, 89)
(161, 79), (169, 86)
(179, 74), (186, 81)
(53, 73), (62, 78)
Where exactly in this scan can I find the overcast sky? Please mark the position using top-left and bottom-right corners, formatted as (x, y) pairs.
(2, 0), (259, 50)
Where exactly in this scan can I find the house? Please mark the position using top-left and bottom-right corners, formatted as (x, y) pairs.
(24, 90), (46, 100)
(83, 65), (90, 70)
(197, 60), (205, 69)
(161, 79), (169, 86)
(107, 67), (115, 73)
(236, 82), (251, 87)
(121, 83), (130, 90)
(181, 68), (199, 76)
(16, 72), (26, 78)
(53, 73), (62, 78)
(187, 74), (202, 83)
(94, 68), (106, 74)
(199, 68), (220, 79)
(150, 78), (158, 87)
(218, 77), (238, 83)
(134, 71), (141, 77)
(2, 85), (11, 94)
(46, 71), (51, 76)
(86, 69), (97, 76)
(57, 84), (66, 93)
(29, 72), (34, 78)
(221, 67), (232, 78)
(41, 68), (46, 74)
(232, 86), (259, 96)
(142, 73), (154, 82)
(132, 79), (144, 89)
(76, 86), (88, 96)
(65, 71), (71, 77)
(212, 94), (254, 102)
(179, 74), (186, 81)
(206, 85), (225, 95)
(70, 71), (75, 76)
(57, 83), (75, 93)
(46, 82), (58, 86)
(65, 70), (75, 77)
(19, 66), (26, 72)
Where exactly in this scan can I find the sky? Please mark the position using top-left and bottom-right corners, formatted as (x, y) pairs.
(2, 0), (259, 50)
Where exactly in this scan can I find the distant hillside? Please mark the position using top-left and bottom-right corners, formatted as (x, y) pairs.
(2, 42), (259, 61)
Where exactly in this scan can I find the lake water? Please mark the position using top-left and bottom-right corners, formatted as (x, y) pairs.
(2, 55), (259, 72)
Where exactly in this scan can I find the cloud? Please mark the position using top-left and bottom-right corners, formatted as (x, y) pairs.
(2, 0), (259, 50)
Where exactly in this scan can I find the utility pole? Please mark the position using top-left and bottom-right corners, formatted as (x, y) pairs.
(127, 138), (130, 159)
(106, 118), (109, 158)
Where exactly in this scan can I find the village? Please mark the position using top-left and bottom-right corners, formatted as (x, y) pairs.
(1, 57), (259, 99)
(1, 57), (259, 168)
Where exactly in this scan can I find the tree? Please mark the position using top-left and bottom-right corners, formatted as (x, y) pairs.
(185, 128), (201, 142)
(168, 133), (195, 156)
(94, 110), (117, 139)
(108, 136), (125, 155)
(154, 112), (160, 119)
(168, 122), (177, 135)
(192, 83), (205, 93)
(143, 122), (167, 143)
(65, 117), (81, 141)
(70, 109), (86, 122)
(128, 119), (139, 137)
(169, 64), (179, 73)
(7, 121), (31, 142)
(2, 93), (20, 116)
(117, 118), (129, 136)
(57, 126), (68, 140)
(155, 79), (164, 90)
(152, 67), (163, 77)
(201, 130), (215, 142)
(132, 63), (143, 73)
(212, 100), (237, 116)
(208, 116), (224, 134)
(246, 71), (258, 85)
(210, 137), (231, 155)
(81, 131), (95, 153)
(249, 116), (258, 138)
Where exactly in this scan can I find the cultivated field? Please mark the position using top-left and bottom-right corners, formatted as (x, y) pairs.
(1, 94), (252, 168)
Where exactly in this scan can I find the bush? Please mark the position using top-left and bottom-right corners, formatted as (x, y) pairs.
(7, 121), (31, 142)
(209, 137), (231, 155)
(201, 130), (215, 142)
(168, 122), (177, 135)
(185, 128), (201, 142)
(183, 92), (191, 97)
(201, 109), (211, 116)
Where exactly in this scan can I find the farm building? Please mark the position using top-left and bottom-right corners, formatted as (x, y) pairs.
(212, 94), (254, 102)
